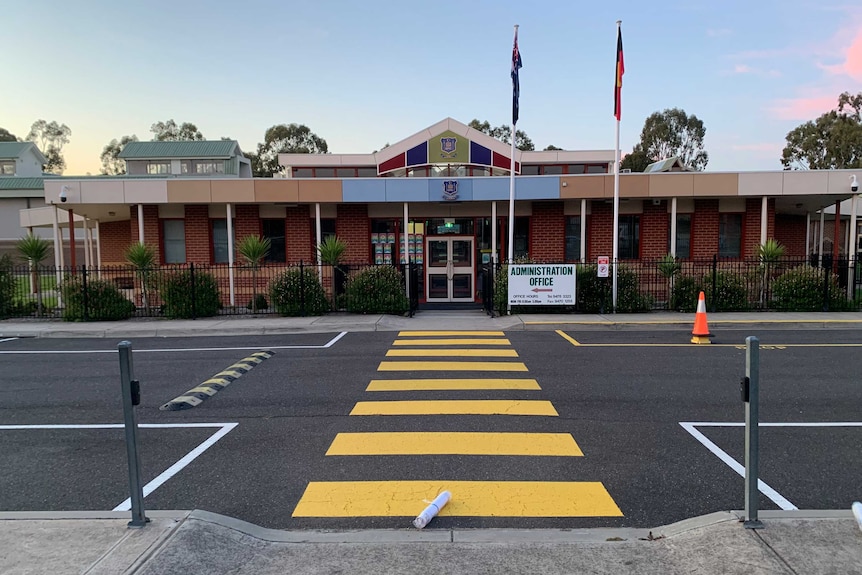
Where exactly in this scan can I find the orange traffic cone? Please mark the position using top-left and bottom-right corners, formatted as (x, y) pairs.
(691, 291), (712, 344)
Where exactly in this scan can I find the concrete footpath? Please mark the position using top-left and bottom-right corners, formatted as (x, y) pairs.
(2, 310), (861, 573)
(1, 509), (860, 574)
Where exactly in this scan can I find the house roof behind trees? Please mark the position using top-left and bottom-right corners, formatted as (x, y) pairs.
(645, 157), (693, 173)
(118, 140), (245, 160)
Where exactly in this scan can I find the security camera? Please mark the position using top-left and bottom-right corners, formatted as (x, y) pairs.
(59, 186), (69, 203)
(852, 175), (859, 193)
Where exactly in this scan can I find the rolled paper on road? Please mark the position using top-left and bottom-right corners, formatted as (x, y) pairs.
(852, 501), (862, 532)
(412, 490), (451, 529)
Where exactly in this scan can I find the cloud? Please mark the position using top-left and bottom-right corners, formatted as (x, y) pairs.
(734, 64), (752, 74)
(768, 96), (838, 120)
(727, 64), (781, 77)
(820, 27), (862, 79)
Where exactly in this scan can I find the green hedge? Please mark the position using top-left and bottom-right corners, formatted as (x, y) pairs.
(269, 267), (330, 316)
(671, 271), (749, 312)
(0, 254), (15, 319)
(161, 269), (221, 318)
(344, 265), (409, 314)
(576, 264), (652, 313)
(60, 276), (135, 321)
(772, 266), (851, 311)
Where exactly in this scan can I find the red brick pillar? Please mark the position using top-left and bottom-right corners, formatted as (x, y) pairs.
(530, 201), (565, 261)
(692, 200), (719, 259)
(337, 205), (371, 263)
(184, 205), (211, 264)
(234, 205), (260, 243)
(641, 200), (669, 259)
(129, 205), (161, 264)
(286, 206), (314, 263)
(588, 201), (613, 260)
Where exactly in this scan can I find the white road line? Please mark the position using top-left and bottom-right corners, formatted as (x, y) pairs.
(0, 338), (18, 343)
(112, 423), (238, 511)
(0, 331), (348, 355)
(681, 422), (862, 427)
(0, 423), (233, 430)
(679, 422), (798, 511)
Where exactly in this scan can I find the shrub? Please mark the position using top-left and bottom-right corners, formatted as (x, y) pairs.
(161, 269), (221, 319)
(269, 267), (329, 316)
(344, 265), (409, 314)
(671, 271), (749, 312)
(246, 293), (269, 311)
(0, 254), (15, 319)
(576, 264), (652, 313)
(772, 266), (850, 311)
(60, 276), (135, 321)
(670, 275), (703, 312)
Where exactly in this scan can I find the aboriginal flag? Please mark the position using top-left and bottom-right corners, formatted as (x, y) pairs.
(614, 26), (624, 121)
(512, 28), (522, 125)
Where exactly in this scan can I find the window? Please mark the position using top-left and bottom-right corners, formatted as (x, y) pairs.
(586, 164), (607, 174)
(719, 214), (743, 258)
(336, 168), (357, 178)
(1, 161), (15, 175)
(212, 219), (231, 264)
(147, 162), (170, 174)
(357, 167), (377, 177)
(321, 219), (336, 242)
(514, 217), (529, 260)
(195, 161), (225, 174)
(566, 164), (586, 174)
(673, 214), (692, 258)
(293, 168), (313, 178)
(618, 215), (640, 259)
(261, 219), (286, 263)
(565, 217), (582, 262)
(181, 161), (191, 174)
(541, 165), (564, 175)
(521, 165), (540, 175)
(314, 168), (335, 178)
(162, 220), (186, 263)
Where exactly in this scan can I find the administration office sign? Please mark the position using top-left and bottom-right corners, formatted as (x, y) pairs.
(508, 264), (576, 305)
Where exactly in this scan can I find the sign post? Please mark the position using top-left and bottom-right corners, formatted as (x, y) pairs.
(597, 256), (609, 278)
(507, 264), (576, 306)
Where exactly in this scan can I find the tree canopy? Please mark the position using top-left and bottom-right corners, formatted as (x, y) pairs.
(632, 108), (708, 171)
(0, 128), (17, 142)
(26, 120), (71, 174)
(150, 119), (204, 141)
(780, 91), (862, 170)
(468, 119), (535, 151)
(544, 144), (562, 151)
(620, 145), (655, 173)
(252, 123), (329, 177)
(100, 135), (139, 175)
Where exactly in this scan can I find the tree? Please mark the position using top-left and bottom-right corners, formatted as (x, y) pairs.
(780, 91), (862, 170)
(544, 144), (563, 151)
(16, 234), (52, 316)
(150, 119), (204, 141)
(26, 120), (71, 174)
(633, 108), (708, 171)
(125, 242), (156, 316)
(468, 119), (535, 151)
(237, 235), (271, 313)
(0, 128), (18, 142)
(620, 145), (655, 172)
(100, 135), (138, 175)
(254, 123), (328, 177)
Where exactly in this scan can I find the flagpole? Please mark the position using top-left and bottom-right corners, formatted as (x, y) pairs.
(508, 24), (518, 266)
(612, 19), (622, 313)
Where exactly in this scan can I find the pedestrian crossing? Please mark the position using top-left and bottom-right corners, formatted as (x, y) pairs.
(292, 330), (622, 521)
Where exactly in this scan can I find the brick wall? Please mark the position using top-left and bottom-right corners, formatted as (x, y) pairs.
(286, 207), (314, 262)
(99, 220), (130, 265)
(337, 204), (371, 262)
(529, 201), (564, 261)
(742, 198), (777, 257)
(184, 205), (211, 264)
(819, 218), (848, 255)
(641, 200), (669, 259)
(234, 205), (260, 242)
(775, 214), (808, 257)
(129, 205), (162, 264)
(691, 200), (719, 258)
(587, 201), (613, 260)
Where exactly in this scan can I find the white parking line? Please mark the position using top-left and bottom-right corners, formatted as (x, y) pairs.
(681, 421), (862, 511)
(0, 338), (18, 343)
(0, 422), (238, 511)
(0, 331), (348, 354)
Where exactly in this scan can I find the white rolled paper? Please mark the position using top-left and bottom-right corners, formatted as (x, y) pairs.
(852, 501), (862, 532)
(412, 490), (452, 529)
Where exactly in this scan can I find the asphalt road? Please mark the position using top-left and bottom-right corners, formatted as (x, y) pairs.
(0, 328), (860, 529)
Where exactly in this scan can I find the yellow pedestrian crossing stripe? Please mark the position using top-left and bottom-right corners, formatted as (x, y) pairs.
(397, 331), (506, 337)
(292, 481), (622, 517)
(393, 338), (512, 346)
(326, 432), (583, 456)
(385, 349), (519, 357)
(377, 361), (528, 371)
(366, 378), (541, 391)
(350, 400), (558, 416)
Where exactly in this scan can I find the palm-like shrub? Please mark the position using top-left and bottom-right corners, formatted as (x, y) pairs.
(317, 236), (348, 265)
(16, 234), (52, 316)
(657, 253), (680, 309)
(125, 242), (157, 314)
(237, 235), (270, 313)
(758, 239), (786, 308)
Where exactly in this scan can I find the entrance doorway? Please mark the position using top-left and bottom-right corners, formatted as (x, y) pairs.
(426, 237), (474, 302)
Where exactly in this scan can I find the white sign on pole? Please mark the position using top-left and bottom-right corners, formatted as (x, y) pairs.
(508, 264), (576, 305)
(597, 256), (609, 278)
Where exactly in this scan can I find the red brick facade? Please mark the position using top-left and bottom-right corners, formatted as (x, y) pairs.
(184, 205), (211, 264)
(691, 200), (720, 258)
(129, 205), (161, 263)
(337, 204), (371, 262)
(775, 215), (808, 257)
(641, 200), (670, 259)
(529, 202), (564, 261)
(286, 207), (314, 262)
(100, 220), (130, 265)
(587, 202), (613, 260)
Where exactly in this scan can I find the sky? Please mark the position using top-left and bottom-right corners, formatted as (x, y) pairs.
(2, 0), (861, 176)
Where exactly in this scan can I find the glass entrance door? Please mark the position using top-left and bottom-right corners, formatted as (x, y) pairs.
(426, 237), (474, 302)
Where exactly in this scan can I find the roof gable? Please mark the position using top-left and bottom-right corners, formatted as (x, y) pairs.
(0, 142), (47, 164)
(375, 118), (516, 166)
(118, 140), (242, 160)
(645, 157), (692, 173)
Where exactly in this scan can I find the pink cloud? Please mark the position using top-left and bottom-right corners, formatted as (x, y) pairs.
(768, 96), (838, 120)
(822, 28), (862, 79)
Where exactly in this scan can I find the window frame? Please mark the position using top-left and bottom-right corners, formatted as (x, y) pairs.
(260, 218), (286, 263)
(160, 219), (186, 264)
(718, 213), (744, 258)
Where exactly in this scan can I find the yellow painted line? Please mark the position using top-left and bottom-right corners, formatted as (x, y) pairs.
(292, 481), (622, 517)
(397, 331), (506, 336)
(349, 400), (558, 416)
(326, 432), (582, 456)
(385, 349), (519, 357)
(393, 338), (512, 346)
(555, 330), (580, 346)
(366, 378), (541, 391)
(377, 361), (528, 372)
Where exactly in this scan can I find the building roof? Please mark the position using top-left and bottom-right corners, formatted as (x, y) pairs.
(118, 140), (243, 160)
(0, 176), (44, 190)
(645, 157), (693, 173)
(0, 142), (47, 164)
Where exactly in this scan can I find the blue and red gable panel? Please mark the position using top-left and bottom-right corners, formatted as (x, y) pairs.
(378, 154), (406, 174)
(492, 151), (520, 173)
(470, 141), (492, 166)
(406, 142), (428, 166)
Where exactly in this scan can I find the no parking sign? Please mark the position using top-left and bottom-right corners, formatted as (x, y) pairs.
(597, 256), (609, 278)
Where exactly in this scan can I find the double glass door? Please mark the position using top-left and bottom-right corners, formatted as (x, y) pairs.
(426, 237), (474, 302)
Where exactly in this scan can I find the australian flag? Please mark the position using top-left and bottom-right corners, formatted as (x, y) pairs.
(511, 28), (522, 126)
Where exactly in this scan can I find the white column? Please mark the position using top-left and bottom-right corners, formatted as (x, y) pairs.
(580, 199), (587, 262)
(226, 203), (235, 307)
(52, 205), (63, 307)
(403, 202), (410, 300)
(137, 204), (145, 244)
(848, 195), (858, 260)
(805, 212), (810, 259)
(670, 197), (678, 257)
(95, 219), (102, 275)
(84, 217), (93, 268)
(760, 196), (768, 246)
(819, 210), (825, 266)
(491, 201), (497, 264)
(315, 202), (323, 284)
